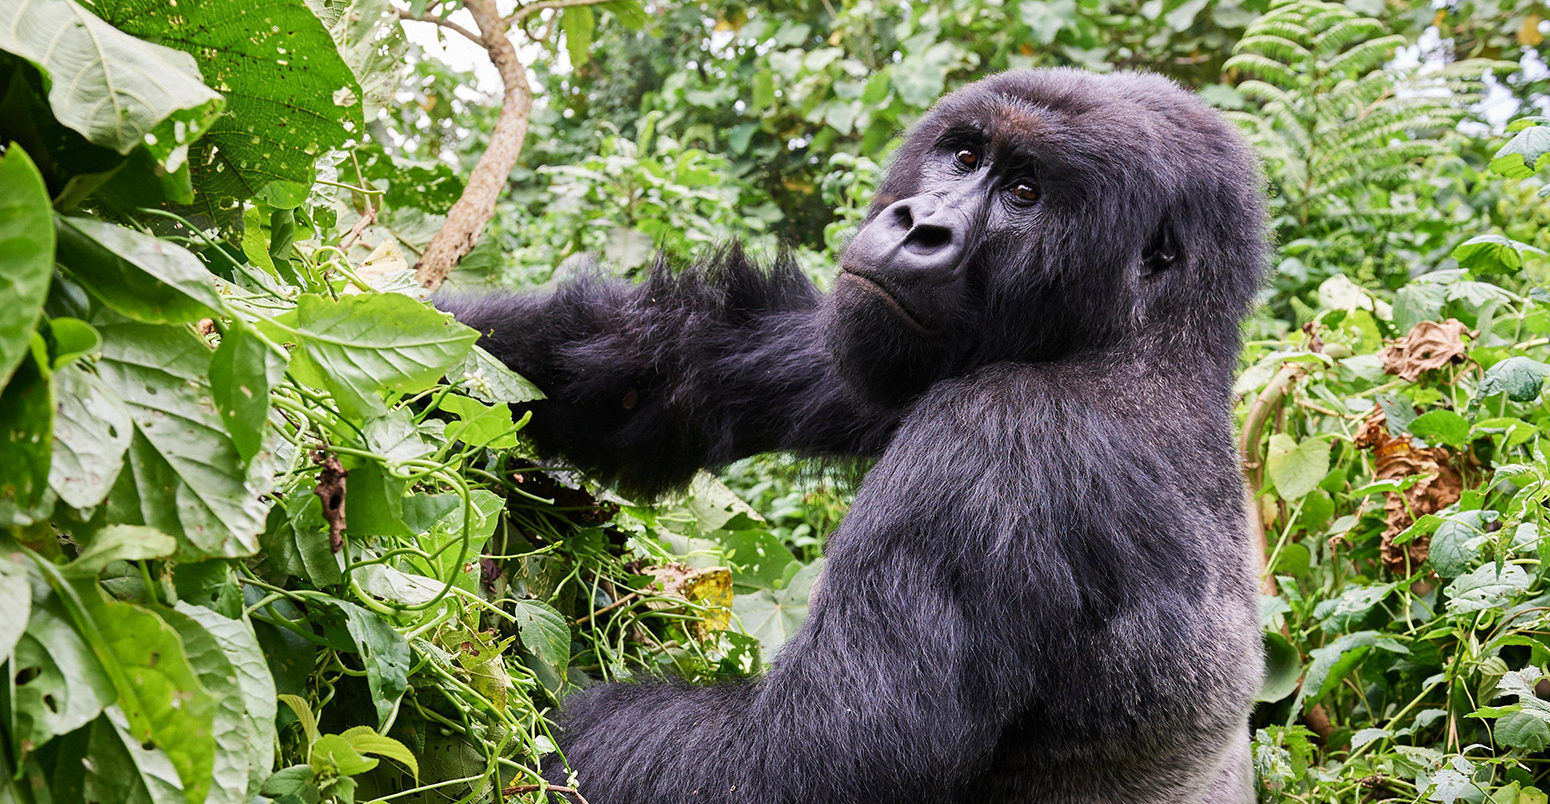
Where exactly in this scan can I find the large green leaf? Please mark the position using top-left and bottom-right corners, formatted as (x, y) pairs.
(0, 0), (223, 162)
(49, 363), (133, 509)
(55, 216), (224, 324)
(0, 147), (53, 387)
(1478, 357), (1550, 403)
(97, 319), (273, 559)
(319, 601), (410, 728)
(209, 319), (288, 463)
(82, 707), (188, 803)
(0, 553), (28, 663)
(63, 580), (216, 804)
(733, 559), (823, 661)
(1265, 433), (1331, 502)
(1491, 124), (1550, 179)
(91, 0), (363, 201)
(453, 344), (545, 404)
(162, 603), (277, 801)
(264, 293), (479, 419)
(0, 348), (52, 525)
(10, 597), (115, 748)
(510, 598), (570, 676)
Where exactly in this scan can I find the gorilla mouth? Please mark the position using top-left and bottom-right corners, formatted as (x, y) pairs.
(838, 269), (937, 334)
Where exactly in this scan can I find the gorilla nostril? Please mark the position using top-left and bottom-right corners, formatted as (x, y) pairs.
(904, 224), (953, 254)
(890, 203), (914, 229)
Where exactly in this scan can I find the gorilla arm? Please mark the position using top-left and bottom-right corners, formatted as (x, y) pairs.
(544, 390), (1010, 804)
(437, 252), (899, 498)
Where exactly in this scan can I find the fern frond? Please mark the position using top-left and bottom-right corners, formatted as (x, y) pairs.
(1313, 18), (1385, 56)
(1236, 35), (1315, 65)
(1224, 53), (1302, 87)
(1324, 35), (1406, 77)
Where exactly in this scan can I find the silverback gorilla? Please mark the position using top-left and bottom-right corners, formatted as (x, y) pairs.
(441, 68), (1267, 803)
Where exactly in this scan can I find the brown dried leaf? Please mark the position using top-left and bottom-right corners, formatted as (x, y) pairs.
(1352, 410), (1463, 572)
(312, 450), (348, 552)
(1377, 319), (1472, 382)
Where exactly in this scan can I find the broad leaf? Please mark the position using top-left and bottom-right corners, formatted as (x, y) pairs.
(453, 344), (545, 404)
(263, 293), (478, 419)
(64, 524), (176, 577)
(97, 320), (272, 559)
(0, 147), (53, 386)
(0, 349), (53, 525)
(56, 216), (224, 324)
(83, 707), (188, 803)
(71, 581), (217, 804)
(1266, 433), (1331, 502)
(49, 363), (133, 509)
(733, 559), (823, 660)
(1408, 409), (1470, 449)
(0, 0), (222, 162)
(1446, 563), (1531, 614)
(210, 319), (288, 463)
(0, 553), (28, 663)
(1478, 357), (1550, 403)
(10, 598), (114, 748)
(319, 601), (410, 728)
(510, 598), (570, 676)
(92, 0), (362, 201)
(1491, 124), (1550, 179)
(1453, 234), (1544, 275)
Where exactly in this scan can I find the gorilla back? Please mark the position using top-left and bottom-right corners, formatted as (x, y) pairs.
(440, 68), (1268, 803)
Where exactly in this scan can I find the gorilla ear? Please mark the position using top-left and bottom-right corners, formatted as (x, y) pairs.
(1141, 217), (1180, 274)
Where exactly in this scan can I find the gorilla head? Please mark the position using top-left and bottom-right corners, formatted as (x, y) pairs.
(830, 69), (1266, 404)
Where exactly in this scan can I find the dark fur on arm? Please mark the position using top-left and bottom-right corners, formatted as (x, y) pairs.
(436, 249), (899, 498)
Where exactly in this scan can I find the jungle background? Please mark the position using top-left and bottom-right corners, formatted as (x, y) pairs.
(1, 0), (1549, 801)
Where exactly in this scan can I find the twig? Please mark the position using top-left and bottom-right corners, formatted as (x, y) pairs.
(413, 0), (533, 290)
(503, 784), (590, 804)
(340, 205), (377, 250)
(395, 7), (482, 44)
(508, 0), (617, 24)
(569, 591), (640, 626)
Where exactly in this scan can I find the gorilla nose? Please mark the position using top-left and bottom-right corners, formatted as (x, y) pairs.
(886, 197), (965, 267)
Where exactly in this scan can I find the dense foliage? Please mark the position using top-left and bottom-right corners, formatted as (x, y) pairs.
(0, 0), (1547, 802)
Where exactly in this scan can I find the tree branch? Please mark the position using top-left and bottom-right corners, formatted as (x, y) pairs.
(503, 784), (590, 804)
(394, 7), (482, 44)
(412, 0), (533, 289)
(1239, 362), (1303, 596)
(508, 0), (618, 24)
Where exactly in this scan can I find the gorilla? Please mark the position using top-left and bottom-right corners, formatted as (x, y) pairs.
(441, 68), (1267, 803)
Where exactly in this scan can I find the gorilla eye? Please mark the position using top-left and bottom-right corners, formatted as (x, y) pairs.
(954, 149), (979, 168)
(1011, 182), (1039, 203)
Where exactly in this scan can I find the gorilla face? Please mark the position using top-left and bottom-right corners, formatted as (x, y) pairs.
(828, 69), (1263, 405)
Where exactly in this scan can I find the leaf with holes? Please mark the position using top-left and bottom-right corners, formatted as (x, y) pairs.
(89, 0), (362, 202)
(96, 319), (273, 559)
(49, 364), (133, 509)
(0, 0), (223, 163)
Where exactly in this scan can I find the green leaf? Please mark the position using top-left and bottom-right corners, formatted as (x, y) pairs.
(10, 597), (114, 748)
(0, 148), (53, 387)
(0, 553), (28, 663)
(1491, 125), (1550, 179)
(44, 317), (101, 370)
(1453, 234), (1544, 275)
(1408, 409), (1470, 449)
(159, 603), (273, 803)
(441, 395), (518, 448)
(561, 6), (596, 68)
(1295, 630), (1407, 712)
(319, 601), (410, 728)
(64, 524), (177, 577)
(83, 707), (189, 803)
(1497, 710), (1550, 752)
(167, 607), (277, 789)
(279, 694), (320, 748)
(1478, 357), (1550, 403)
(263, 293), (479, 419)
(69, 580), (218, 804)
(0, 348), (53, 525)
(210, 320), (288, 463)
(1266, 433), (1331, 502)
(1257, 630), (1302, 703)
(0, 0), (223, 162)
(55, 216), (224, 324)
(91, 0), (363, 202)
(309, 733), (378, 777)
(719, 528), (799, 589)
(339, 726), (418, 779)
(49, 363), (133, 509)
(1429, 511), (1494, 579)
(97, 319), (273, 559)
(733, 559), (823, 660)
(453, 344), (545, 404)
(1446, 563), (1531, 614)
(510, 598), (570, 675)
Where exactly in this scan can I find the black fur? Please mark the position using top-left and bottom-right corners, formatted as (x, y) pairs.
(438, 68), (1268, 803)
